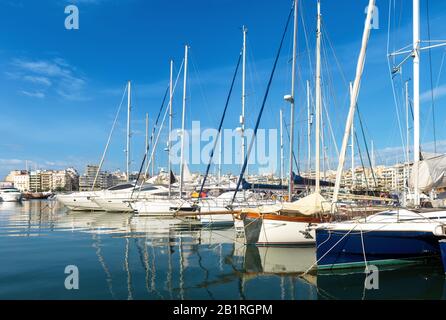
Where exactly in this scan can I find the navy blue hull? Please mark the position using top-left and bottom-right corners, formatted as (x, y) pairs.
(316, 229), (442, 270)
(440, 240), (446, 273)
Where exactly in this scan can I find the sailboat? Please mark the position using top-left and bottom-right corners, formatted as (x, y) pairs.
(57, 82), (133, 211)
(315, 0), (446, 271)
(130, 45), (195, 216)
(238, 0), (335, 246)
(177, 29), (279, 226)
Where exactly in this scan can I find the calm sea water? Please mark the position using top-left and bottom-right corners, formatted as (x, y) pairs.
(0, 200), (445, 300)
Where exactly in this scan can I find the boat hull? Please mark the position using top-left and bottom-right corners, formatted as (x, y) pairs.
(0, 192), (22, 202)
(131, 199), (192, 216)
(440, 240), (446, 273)
(56, 194), (103, 211)
(92, 197), (135, 212)
(316, 228), (443, 270)
(242, 213), (318, 246)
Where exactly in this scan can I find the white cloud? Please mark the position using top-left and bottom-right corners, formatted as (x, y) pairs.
(21, 90), (45, 98)
(10, 57), (87, 100)
(23, 75), (52, 86)
(420, 84), (446, 103)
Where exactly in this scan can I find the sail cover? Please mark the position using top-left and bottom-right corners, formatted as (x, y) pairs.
(410, 155), (446, 192)
(254, 192), (331, 216)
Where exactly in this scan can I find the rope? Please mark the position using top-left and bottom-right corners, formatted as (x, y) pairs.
(426, 0), (437, 153)
(92, 83), (128, 191)
(302, 224), (358, 276)
(356, 105), (378, 189)
(360, 228), (369, 271)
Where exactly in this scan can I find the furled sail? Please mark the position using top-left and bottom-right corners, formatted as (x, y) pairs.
(410, 154), (446, 192)
(249, 192), (331, 216)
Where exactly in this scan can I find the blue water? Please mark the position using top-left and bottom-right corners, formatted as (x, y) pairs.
(0, 200), (445, 300)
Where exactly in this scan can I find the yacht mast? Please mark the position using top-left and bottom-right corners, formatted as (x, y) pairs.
(218, 134), (222, 184)
(126, 80), (131, 182)
(179, 45), (189, 198)
(332, 0), (375, 208)
(350, 82), (354, 188)
(405, 80), (410, 165)
(315, 0), (322, 194)
(168, 59), (174, 197)
(307, 80), (312, 176)
(241, 26), (248, 173)
(413, 0), (421, 207)
(280, 108), (284, 184)
(145, 113), (149, 157)
(287, 0), (298, 201)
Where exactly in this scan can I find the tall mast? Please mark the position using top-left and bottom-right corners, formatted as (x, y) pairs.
(241, 26), (248, 172)
(350, 82), (354, 188)
(405, 80), (410, 203)
(145, 113), (149, 155)
(145, 112), (149, 180)
(179, 45), (189, 198)
(287, 0), (298, 201)
(405, 80), (410, 165)
(280, 108), (284, 184)
(315, 0), (322, 194)
(332, 0), (375, 207)
(168, 59), (174, 197)
(413, 0), (420, 207)
(218, 134), (222, 184)
(307, 80), (312, 176)
(126, 80), (131, 182)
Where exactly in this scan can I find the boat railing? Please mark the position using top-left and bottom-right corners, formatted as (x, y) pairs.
(328, 200), (398, 222)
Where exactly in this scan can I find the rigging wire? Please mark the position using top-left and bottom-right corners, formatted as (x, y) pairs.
(131, 60), (184, 197)
(231, 4), (294, 205)
(386, 0), (407, 162)
(198, 52), (242, 197)
(426, 0), (437, 153)
(283, 119), (300, 174)
(356, 105), (378, 189)
(91, 83), (128, 190)
(354, 130), (370, 191)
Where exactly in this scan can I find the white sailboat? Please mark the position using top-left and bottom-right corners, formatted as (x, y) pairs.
(240, 0), (330, 246)
(315, 0), (446, 271)
(132, 45), (192, 216)
(57, 82), (133, 211)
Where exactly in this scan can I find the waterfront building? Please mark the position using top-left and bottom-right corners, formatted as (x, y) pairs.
(79, 165), (114, 191)
(12, 173), (30, 192)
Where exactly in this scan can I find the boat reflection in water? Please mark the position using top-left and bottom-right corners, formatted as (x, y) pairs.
(309, 264), (446, 300)
(1, 200), (446, 300)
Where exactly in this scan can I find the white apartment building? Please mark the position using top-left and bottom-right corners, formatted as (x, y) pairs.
(12, 174), (30, 192)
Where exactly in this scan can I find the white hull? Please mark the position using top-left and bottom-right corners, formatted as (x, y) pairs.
(256, 219), (316, 245)
(130, 198), (192, 216)
(243, 214), (317, 246)
(199, 213), (234, 226)
(56, 192), (103, 211)
(196, 193), (276, 226)
(0, 192), (22, 202)
(91, 197), (134, 212)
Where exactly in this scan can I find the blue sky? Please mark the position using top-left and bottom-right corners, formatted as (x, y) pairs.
(1, 0), (446, 178)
